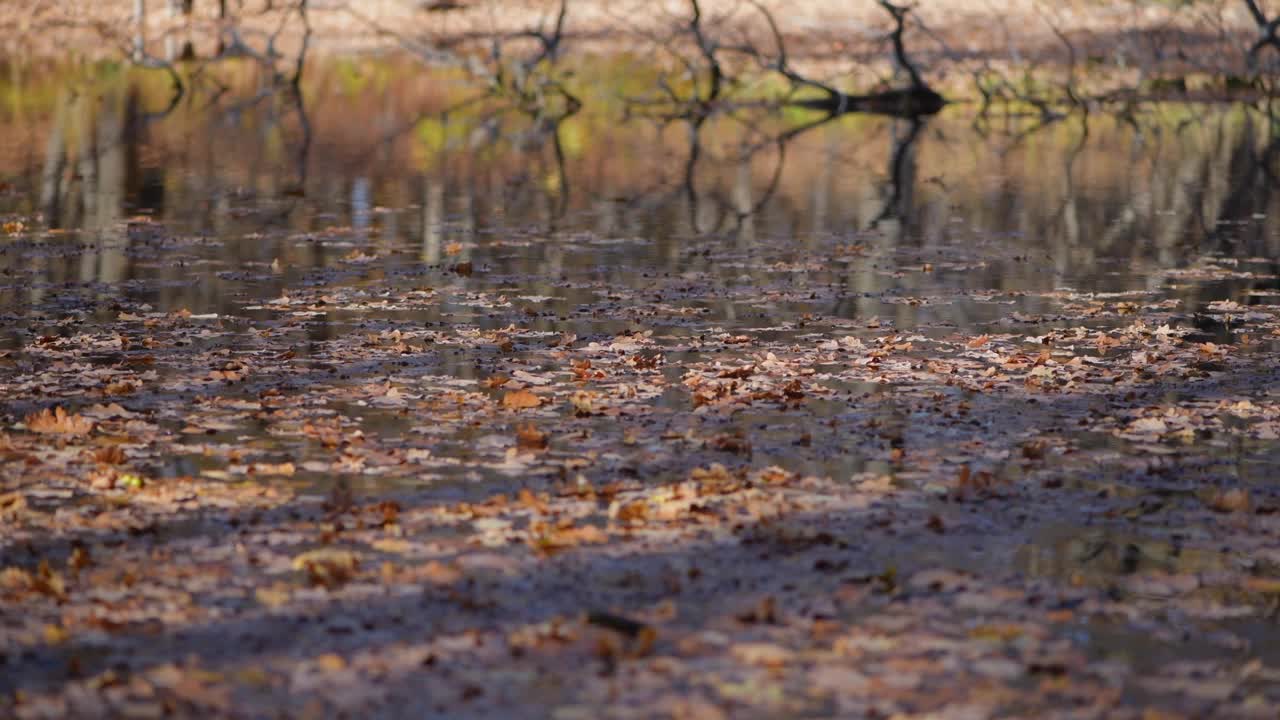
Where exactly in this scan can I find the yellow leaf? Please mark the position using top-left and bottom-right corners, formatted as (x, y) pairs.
(292, 549), (360, 588)
(969, 623), (1024, 642)
(43, 623), (69, 645)
(255, 585), (292, 607)
(370, 538), (413, 555)
(317, 653), (346, 671)
(730, 642), (794, 668)
(530, 523), (608, 555)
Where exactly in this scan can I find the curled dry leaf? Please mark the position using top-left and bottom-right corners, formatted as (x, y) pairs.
(586, 611), (657, 658)
(609, 499), (649, 525)
(292, 549), (361, 588)
(1021, 440), (1048, 460)
(419, 560), (464, 585)
(0, 491), (27, 518)
(0, 566), (33, 594)
(708, 432), (750, 455)
(689, 463), (741, 495)
(250, 462), (296, 476)
(1206, 488), (1250, 513)
(515, 424), (548, 450)
(752, 466), (795, 485)
(93, 445), (127, 465)
(30, 561), (67, 601)
(717, 365), (755, 379)
(529, 521), (608, 555)
(25, 407), (94, 436)
(735, 595), (778, 624)
(517, 488), (549, 514)
(255, 585), (292, 608)
(570, 390), (600, 416)
(730, 642), (794, 668)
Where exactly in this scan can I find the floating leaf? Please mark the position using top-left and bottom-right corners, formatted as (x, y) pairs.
(515, 424), (548, 450)
(1206, 488), (1250, 513)
(530, 522), (607, 555)
(25, 407), (94, 436)
(502, 389), (544, 409)
(292, 549), (361, 588)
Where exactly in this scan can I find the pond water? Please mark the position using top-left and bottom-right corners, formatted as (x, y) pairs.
(0, 59), (1277, 353)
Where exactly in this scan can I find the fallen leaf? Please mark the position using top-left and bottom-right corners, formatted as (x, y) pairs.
(317, 653), (346, 671)
(731, 642), (794, 668)
(250, 462), (296, 476)
(516, 424), (548, 450)
(530, 522), (608, 555)
(26, 407), (94, 436)
(1206, 488), (1250, 513)
(255, 586), (292, 607)
(292, 549), (360, 588)
(609, 499), (649, 525)
(502, 389), (544, 409)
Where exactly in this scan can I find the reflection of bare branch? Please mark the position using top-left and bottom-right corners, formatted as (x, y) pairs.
(611, 0), (944, 237)
(1038, 114), (1091, 252)
(286, 84), (312, 195)
(1242, 0), (1280, 71)
(681, 116), (723, 234)
(869, 117), (925, 229)
(549, 118), (571, 221)
(120, 2), (318, 202)
(1036, 5), (1085, 113)
(130, 56), (187, 121)
(1195, 112), (1280, 251)
(668, 102), (923, 238)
